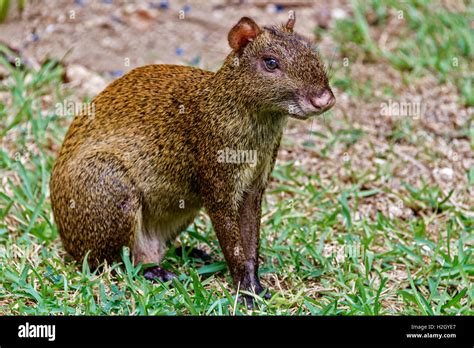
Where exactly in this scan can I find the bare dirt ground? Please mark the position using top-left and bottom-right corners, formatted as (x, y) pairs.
(0, 0), (339, 76)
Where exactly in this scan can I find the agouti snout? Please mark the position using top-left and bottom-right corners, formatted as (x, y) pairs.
(50, 13), (335, 306)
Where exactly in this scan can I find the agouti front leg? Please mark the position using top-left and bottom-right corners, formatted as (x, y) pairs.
(204, 181), (268, 306)
(238, 183), (270, 299)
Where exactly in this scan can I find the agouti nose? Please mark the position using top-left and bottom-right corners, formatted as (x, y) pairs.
(309, 90), (336, 112)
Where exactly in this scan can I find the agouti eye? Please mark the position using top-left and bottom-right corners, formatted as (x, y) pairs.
(263, 57), (279, 71)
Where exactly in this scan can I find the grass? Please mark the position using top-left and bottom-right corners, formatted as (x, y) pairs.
(331, 0), (473, 106)
(0, 1), (473, 315)
(0, 0), (25, 23)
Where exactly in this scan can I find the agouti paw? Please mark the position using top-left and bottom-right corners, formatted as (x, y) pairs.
(238, 287), (272, 309)
(143, 266), (177, 283)
(175, 246), (212, 263)
(253, 284), (272, 300)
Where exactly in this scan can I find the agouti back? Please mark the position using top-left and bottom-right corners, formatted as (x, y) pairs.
(50, 14), (335, 303)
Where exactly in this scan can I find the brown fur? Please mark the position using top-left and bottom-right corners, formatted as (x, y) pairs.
(50, 16), (334, 295)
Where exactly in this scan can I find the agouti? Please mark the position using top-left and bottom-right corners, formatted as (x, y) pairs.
(50, 14), (335, 304)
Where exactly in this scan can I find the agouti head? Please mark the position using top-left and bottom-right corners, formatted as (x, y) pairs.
(226, 13), (335, 119)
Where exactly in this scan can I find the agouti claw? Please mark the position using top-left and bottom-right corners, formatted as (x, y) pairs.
(240, 295), (255, 309)
(238, 288), (272, 309)
(239, 294), (263, 310)
(143, 266), (177, 283)
(254, 284), (272, 300)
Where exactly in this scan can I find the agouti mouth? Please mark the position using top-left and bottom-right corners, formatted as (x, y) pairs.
(290, 91), (336, 120)
(288, 103), (326, 120)
(289, 112), (311, 120)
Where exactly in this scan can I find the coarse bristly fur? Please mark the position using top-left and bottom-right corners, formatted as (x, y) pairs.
(50, 14), (335, 304)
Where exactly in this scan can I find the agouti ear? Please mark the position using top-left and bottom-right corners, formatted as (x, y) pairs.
(228, 17), (262, 51)
(286, 11), (296, 31)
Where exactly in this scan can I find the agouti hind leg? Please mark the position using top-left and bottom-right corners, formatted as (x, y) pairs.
(133, 226), (177, 282)
(52, 152), (141, 268)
